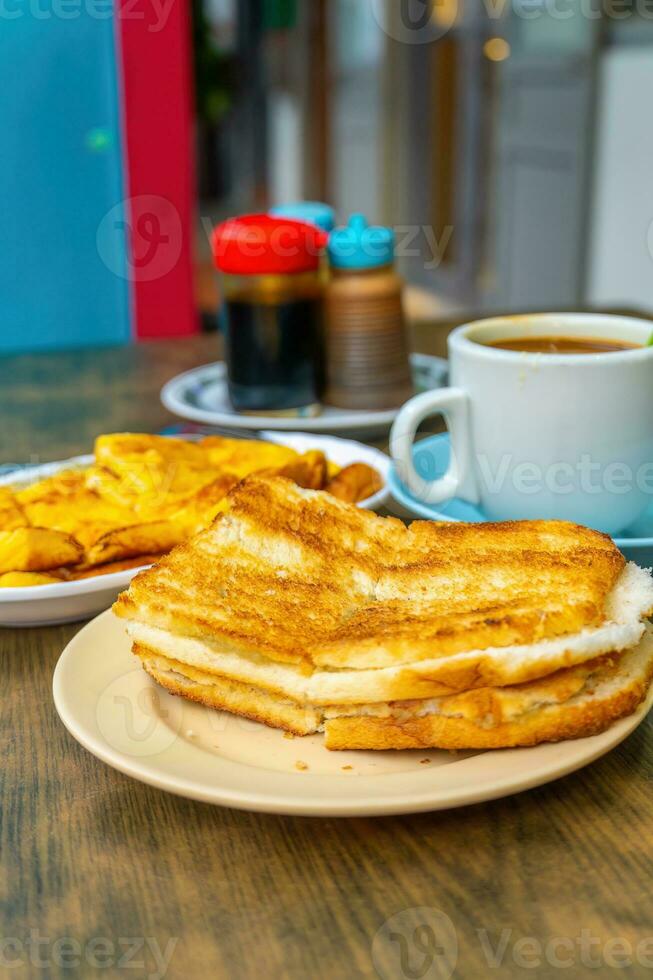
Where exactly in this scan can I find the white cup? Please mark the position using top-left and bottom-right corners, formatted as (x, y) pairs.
(390, 314), (653, 535)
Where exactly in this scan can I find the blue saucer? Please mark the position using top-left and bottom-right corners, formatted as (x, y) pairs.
(388, 433), (653, 565)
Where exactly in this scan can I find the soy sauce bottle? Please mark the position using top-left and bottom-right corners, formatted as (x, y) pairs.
(212, 215), (328, 415)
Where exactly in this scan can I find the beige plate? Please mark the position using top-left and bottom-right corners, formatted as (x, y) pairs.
(53, 611), (653, 817)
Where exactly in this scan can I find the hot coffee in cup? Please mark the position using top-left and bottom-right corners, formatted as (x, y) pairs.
(390, 314), (653, 535)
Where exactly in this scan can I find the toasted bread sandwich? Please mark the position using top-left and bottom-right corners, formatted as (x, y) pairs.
(114, 477), (653, 750)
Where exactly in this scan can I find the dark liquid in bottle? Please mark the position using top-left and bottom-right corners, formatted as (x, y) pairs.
(224, 297), (323, 411)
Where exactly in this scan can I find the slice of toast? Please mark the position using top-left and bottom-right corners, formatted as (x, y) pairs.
(114, 477), (653, 695)
(134, 630), (653, 750)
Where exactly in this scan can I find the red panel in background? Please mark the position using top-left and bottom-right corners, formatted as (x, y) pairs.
(118, 0), (198, 338)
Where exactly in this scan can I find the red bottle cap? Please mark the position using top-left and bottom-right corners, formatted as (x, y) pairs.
(212, 214), (328, 275)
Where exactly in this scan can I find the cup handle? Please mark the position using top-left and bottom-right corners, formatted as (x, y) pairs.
(390, 387), (479, 506)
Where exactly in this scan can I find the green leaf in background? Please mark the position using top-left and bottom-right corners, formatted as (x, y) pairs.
(648, 332), (653, 346)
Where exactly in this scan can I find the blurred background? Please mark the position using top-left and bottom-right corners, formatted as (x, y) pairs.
(2, 0), (653, 353)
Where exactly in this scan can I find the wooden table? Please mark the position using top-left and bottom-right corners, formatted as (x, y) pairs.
(2, 335), (652, 980)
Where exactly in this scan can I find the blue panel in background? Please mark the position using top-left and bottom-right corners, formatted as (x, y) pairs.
(0, 4), (131, 353)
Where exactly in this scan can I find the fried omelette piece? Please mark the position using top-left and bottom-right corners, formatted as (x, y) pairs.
(87, 434), (252, 551)
(326, 463), (383, 503)
(199, 435), (299, 478)
(0, 571), (65, 587)
(83, 473), (244, 564)
(83, 522), (188, 568)
(17, 469), (137, 549)
(22, 435), (264, 568)
(84, 466), (159, 515)
(15, 468), (85, 505)
(0, 527), (83, 573)
(92, 433), (371, 519)
(12, 454), (197, 566)
(166, 474), (240, 533)
(6, 434), (380, 585)
(0, 488), (28, 530)
(96, 433), (211, 477)
(94, 434), (225, 502)
(261, 451), (328, 491)
(114, 477), (652, 704)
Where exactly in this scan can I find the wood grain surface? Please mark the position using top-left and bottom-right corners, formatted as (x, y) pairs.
(1, 334), (653, 980)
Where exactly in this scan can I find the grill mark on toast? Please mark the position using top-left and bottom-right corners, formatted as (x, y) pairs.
(114, 476), (629, 671)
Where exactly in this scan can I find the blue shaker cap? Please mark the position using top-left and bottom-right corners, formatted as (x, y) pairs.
(327, 214), (395, 270)
(270, 201), (336, 233)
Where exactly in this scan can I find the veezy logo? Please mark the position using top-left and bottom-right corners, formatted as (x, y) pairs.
(97, 195), (182, 282)
(373, 907), (458, 980)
